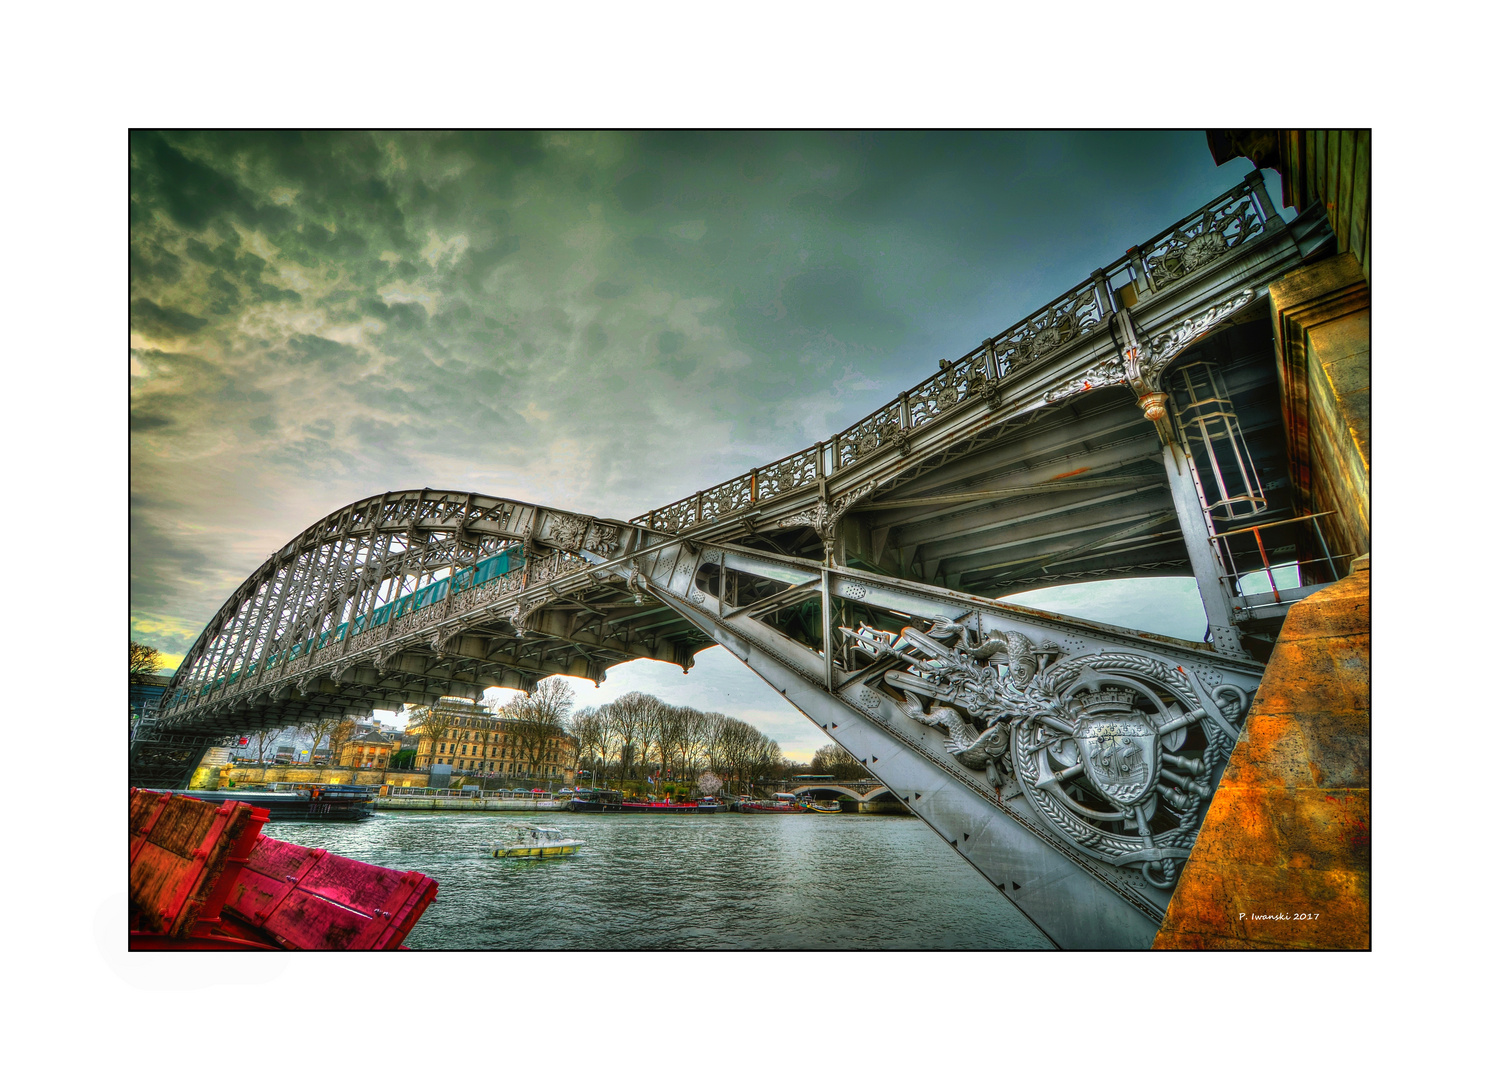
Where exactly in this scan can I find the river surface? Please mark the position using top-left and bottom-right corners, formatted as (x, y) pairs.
(260, 810), (1052, 950)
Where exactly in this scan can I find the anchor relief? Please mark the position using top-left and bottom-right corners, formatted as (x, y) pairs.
(843, 617), (1247, 889)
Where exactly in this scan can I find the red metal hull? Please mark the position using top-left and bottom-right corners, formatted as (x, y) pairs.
(129, 788), (437, 950)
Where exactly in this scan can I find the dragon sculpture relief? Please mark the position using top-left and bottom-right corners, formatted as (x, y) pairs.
(842, 615), (1247, 888)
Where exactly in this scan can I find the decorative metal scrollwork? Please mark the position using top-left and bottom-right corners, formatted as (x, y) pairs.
(991, 283), (1105, 375)
(756, 447), (820, 500)
(838, 401), (903, 467)
(1145, 288), (1256, 369)
(584, 523), (621, 556)
(774, 481), (876, 559)
(1143, 191), (1264, 288)
(843, 617), (1244, 888)
(548, 512), (590, 551)
(701, 475), (754, 521)
(1044, 356), (1129, 403)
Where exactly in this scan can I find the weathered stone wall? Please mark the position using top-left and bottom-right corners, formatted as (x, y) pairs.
(1154, 556), (1369, 949)
(1270, 253), (1370, 572)
(190, 765), (433, 789)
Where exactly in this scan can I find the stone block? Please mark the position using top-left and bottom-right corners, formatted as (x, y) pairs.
(1151, 929), (1247, 950)
(1298, 710), (1371, 789)
(1223, 864), (1370, 949)
(1251, 637), (1370, 715)
(1155, 557), (1371, 950)
(1218, 711), (1317, 789)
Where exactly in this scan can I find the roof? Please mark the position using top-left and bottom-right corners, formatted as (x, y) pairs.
(347, 731), (394, 745)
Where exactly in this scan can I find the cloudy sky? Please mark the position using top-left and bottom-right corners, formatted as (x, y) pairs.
(129, 130), (1273, 758)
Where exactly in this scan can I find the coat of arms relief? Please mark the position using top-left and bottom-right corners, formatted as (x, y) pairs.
(843, 616), (1250, 889)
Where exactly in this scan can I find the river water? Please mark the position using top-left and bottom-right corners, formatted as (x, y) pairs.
(260, 810), (1052, 950)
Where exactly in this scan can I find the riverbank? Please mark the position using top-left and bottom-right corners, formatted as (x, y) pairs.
(375, 795), (568, 812)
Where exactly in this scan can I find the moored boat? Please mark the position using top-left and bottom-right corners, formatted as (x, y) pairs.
(619, 797), (701, 812)
(566, 789), (624, 812)
(490, 823), (583, 858)
(735, 793), (807, 813)
(143, 783), (376, 821)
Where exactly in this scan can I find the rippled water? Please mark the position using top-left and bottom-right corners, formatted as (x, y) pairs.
(261, 810), (1052, 950)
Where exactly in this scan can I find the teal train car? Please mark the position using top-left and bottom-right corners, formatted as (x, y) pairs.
(194, 546), (523, 695)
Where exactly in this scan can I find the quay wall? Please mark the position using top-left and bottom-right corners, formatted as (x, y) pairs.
(374, 797), (565, 812)
(856, 800), (912, 815)
(1154, 555), (1370, 949)
(190, 765), (433, 790)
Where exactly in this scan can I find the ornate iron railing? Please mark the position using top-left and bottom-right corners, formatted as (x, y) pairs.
(630, 175), (1279, 533)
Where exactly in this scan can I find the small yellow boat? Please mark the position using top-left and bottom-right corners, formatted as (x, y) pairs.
(490, 823), (583, 859)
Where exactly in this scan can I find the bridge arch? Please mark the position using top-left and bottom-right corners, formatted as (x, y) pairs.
(150, 490), (714, 757)
(785, 783), (888, 803)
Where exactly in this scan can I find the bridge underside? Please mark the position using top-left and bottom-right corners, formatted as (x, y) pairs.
(756, 311), (1294, 608)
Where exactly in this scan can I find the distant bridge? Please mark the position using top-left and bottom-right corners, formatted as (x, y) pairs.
(139, 173), (1348, 948)
(783, 778), (895, 803)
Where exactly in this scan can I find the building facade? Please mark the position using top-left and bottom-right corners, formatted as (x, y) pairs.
(405, 696), (577, 783)
(337, 730), (396, 769)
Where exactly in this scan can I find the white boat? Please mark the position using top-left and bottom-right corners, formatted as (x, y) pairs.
(489, 823), (583, 859)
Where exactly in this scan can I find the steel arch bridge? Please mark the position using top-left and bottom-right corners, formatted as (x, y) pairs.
(139, 173), (1343, 948)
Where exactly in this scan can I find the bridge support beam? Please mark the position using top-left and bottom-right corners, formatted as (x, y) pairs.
(623, 540), (1262, 949)
(1160, 438), (1249, 658)
(654, 588), (1156, 949)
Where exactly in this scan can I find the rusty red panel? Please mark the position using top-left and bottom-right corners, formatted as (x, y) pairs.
(225, 835), (437, 950)
(128, 789), (265, 939)
(128, 928), (280, 951)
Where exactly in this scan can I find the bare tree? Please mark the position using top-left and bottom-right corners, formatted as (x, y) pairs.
(299, 716), (341, 765)
(130, 641), (163, 685)
(752, 731), (784, 789)
(717, 718), (759, 793)
(700, 712), (731, 781)
(251, 728), (278, 765)
(811, 742), (871, 781)
(605, 692), (665, 788)
(407, 704), (455, 767)
(660, 705), (698, 786)
(567, 707), (606, 785)
(328, 718), (357, 765)
(500, 677), (576, 782)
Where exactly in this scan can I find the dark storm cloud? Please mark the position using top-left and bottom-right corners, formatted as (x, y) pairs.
(130, 297), (207, 336)
(130, 130), (1261, 668)
(129, 131), (284, 231)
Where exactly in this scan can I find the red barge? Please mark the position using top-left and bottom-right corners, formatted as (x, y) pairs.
(128, 788), (437, 950)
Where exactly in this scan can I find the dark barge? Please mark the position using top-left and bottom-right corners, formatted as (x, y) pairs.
(565, 789), (625, 812)
(142, 783), (377, 821)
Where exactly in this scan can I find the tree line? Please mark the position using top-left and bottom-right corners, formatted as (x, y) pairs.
(563, 690), (791, 794)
